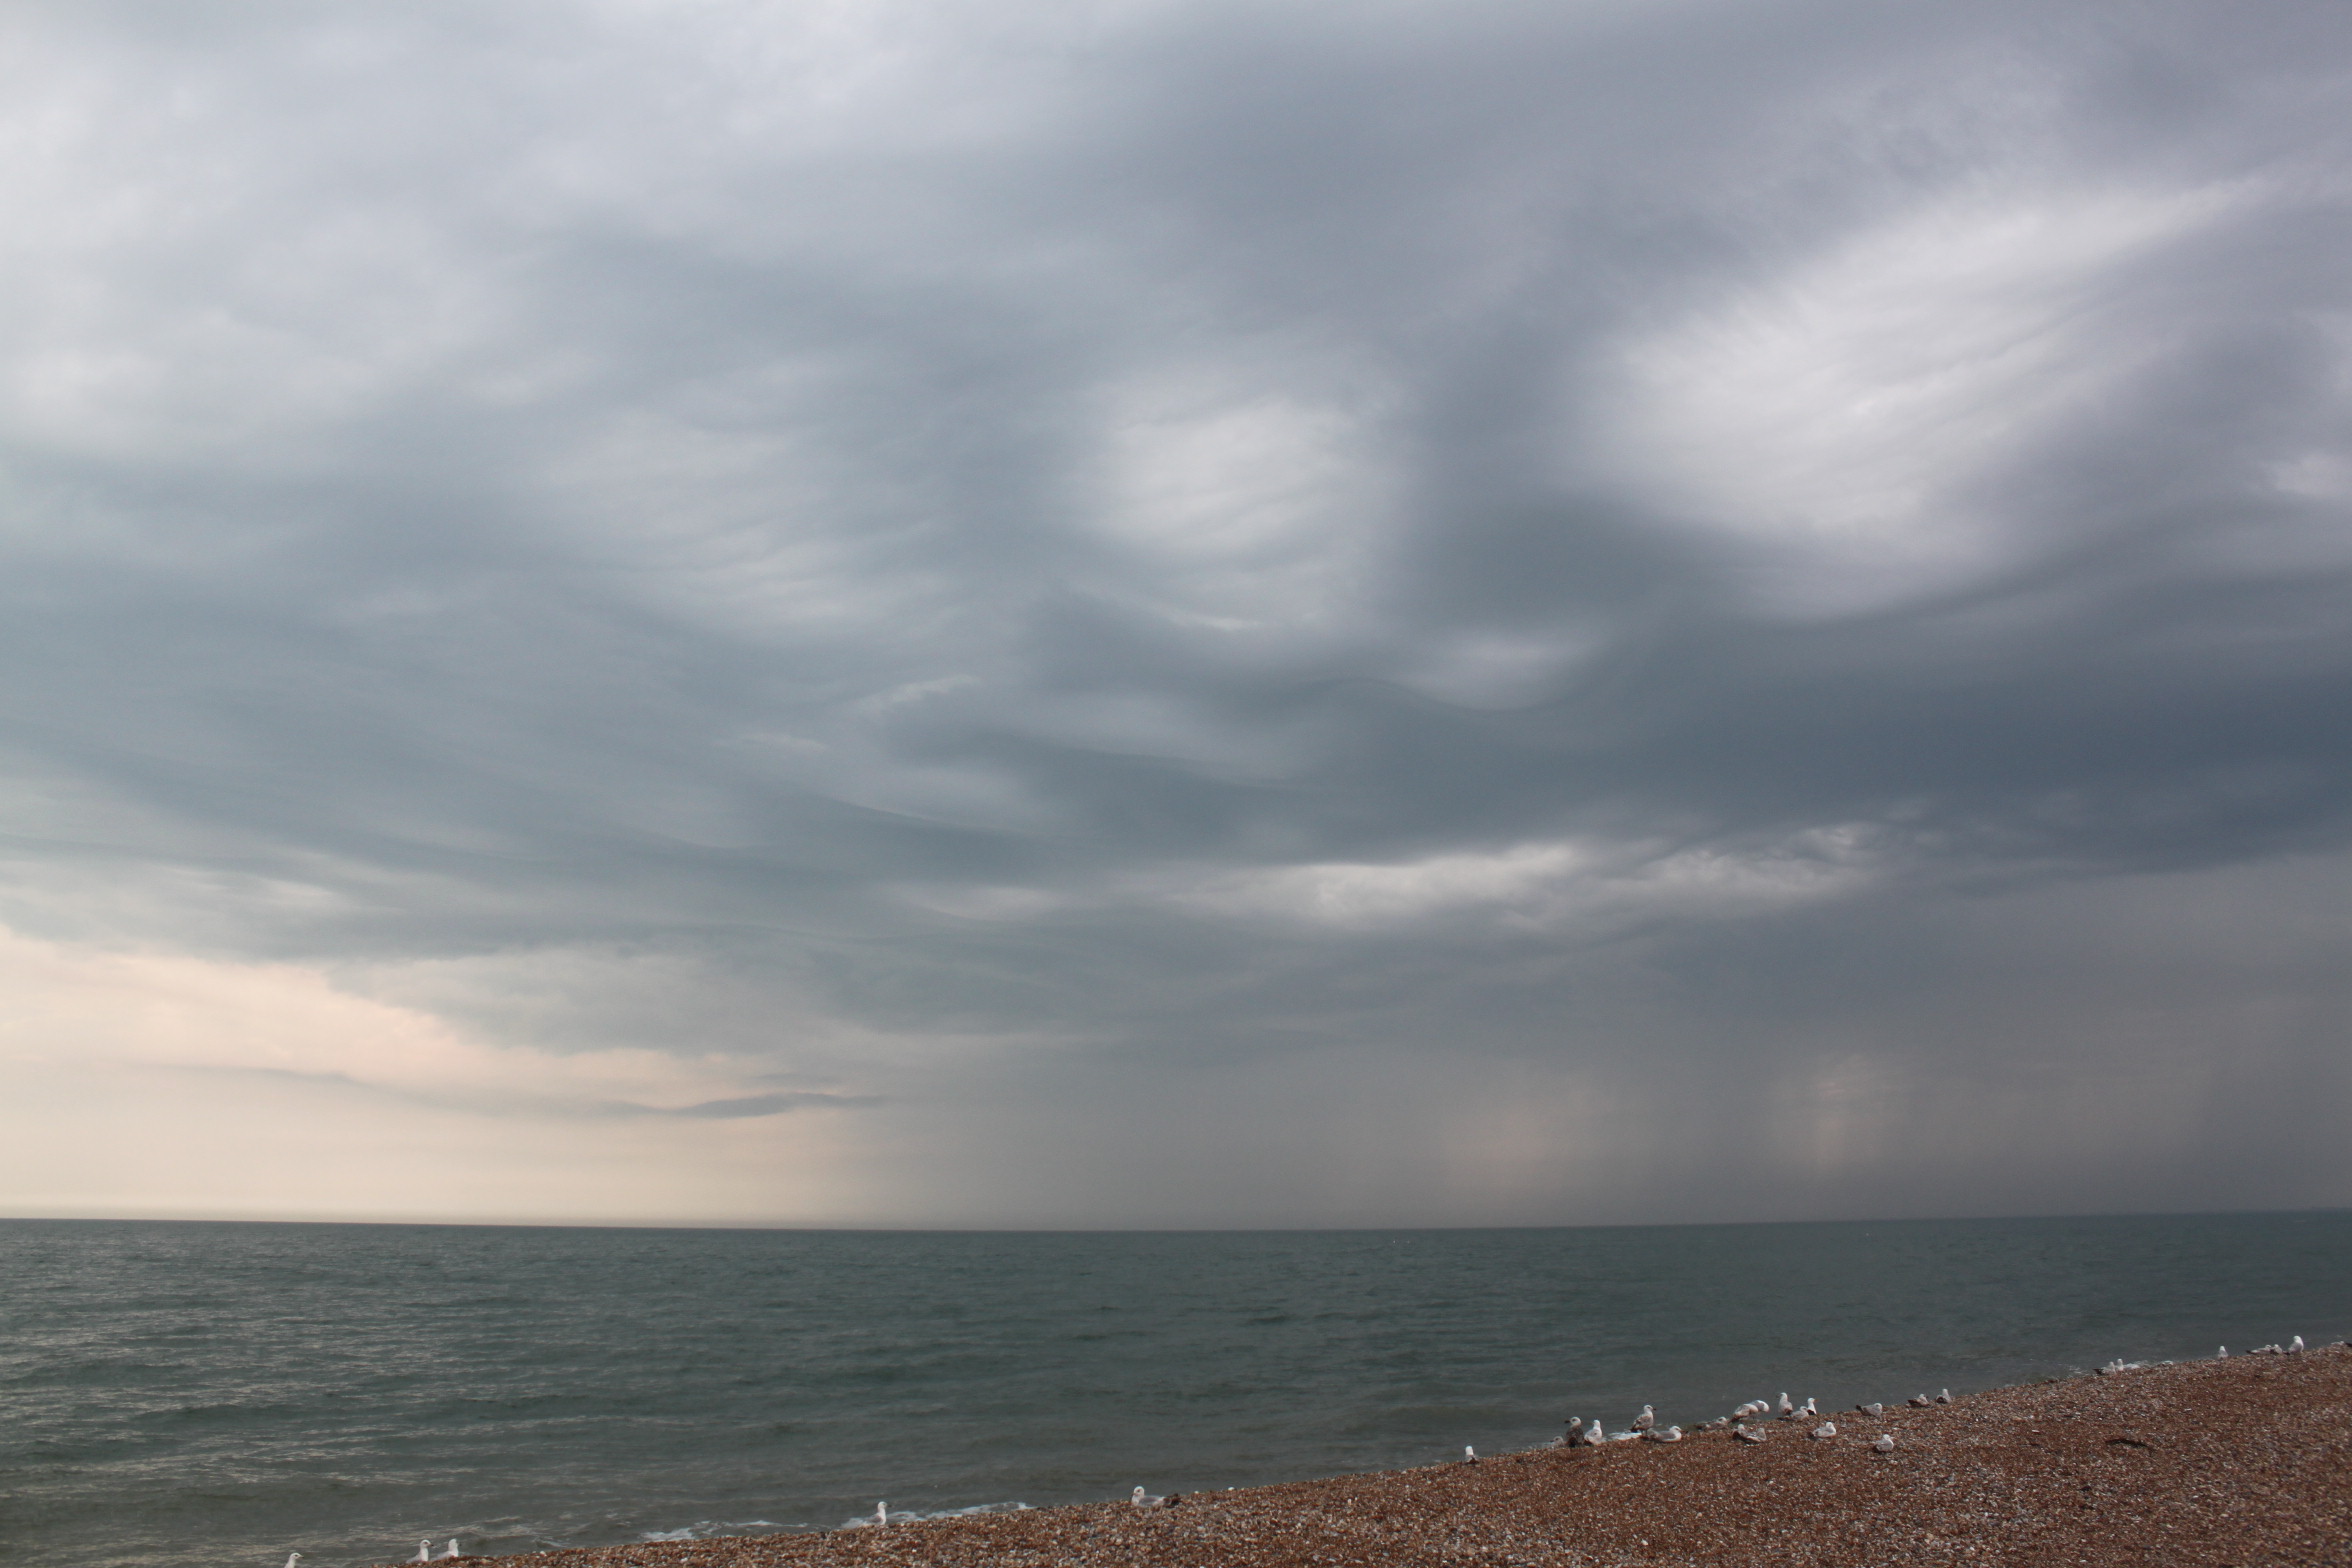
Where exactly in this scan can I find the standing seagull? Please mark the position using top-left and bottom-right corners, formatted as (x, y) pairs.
(2291, 1336), (2307, 1354)
(284, 1556), (301, 1568)
(442, 1543), (462, 1561)
(873, 1503), (889, 1528)
(1632, 1405), (1656, 1431)
(415, 1544), (433, 1563)
(1463, 1446), (1477, 1463)
(1582, 1419), (1605, 1447)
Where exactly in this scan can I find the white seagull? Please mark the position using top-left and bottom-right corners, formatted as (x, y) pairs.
(1734, 1424), (1768, 1444)
(1797, 1397), (1819, 1419)
(285, 1556), (302, 1568)
(1908, 1394), (1933, 1407)
(1632, 1404), (1656, 1431)
(1810, 1421), (1837, 1440)
(415, 1543), (433, 1564)
(2218, 1346), (2228, 1358)
(1934, 1389), (1952, 1404)
(1644, 1425), (1683, 1443)
(1132, 1486), (1168, 1506)
(1463, 1446), (1477, 1463)
(1776, 1392), (1793, 1416)
(1860, 1402), (1885, 1418)
(1872, 1434), (1896, 1453)
(1583, 1419), (1605, 1446)
(442, 1543), (462, 1561)
(2291, 1335), (2306, 1353)
(873, 1503), (889, 1528)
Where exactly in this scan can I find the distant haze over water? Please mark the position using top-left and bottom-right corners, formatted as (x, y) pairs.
(4, 1213), (2347, 1568)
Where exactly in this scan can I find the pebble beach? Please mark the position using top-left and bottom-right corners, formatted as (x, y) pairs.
(461, 1345), (2352, 1568)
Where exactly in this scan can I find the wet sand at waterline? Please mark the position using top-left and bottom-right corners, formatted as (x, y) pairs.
(469, 1347), (2352, 1567)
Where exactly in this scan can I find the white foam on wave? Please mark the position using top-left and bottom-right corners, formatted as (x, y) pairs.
(839, 1502), (1034, 1530)
(638, 1520), (784, 1542)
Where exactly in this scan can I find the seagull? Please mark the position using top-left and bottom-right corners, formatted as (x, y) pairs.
(285, 1556), (302, 1568)
(1132, 1486), (1168, 1506)
(442, 1544), (462, 1561)
(1632, 1404), (1656, 1431)
(1797, 1397), (1819, 1419)
(1909, 1394), (1933, 1407)
(1872, 1433), (1896, 1453)
(1582, 1419), (1605, 1446)
(415, 1544), (433, 1564)
(873, 1503), (889, 1528)
(1734, 1424), (1768, 1444)
(2291, 1336), (2306, 1353)
(1463, 1446), (1478, 1463)
(1859, 1402), (1885, 1418)
(2218, 1346), (2228, 1358)
(1644, 1425), (1683, 1443)
(1933, 1389), (1952, 1404)
(1776, 1392), (1793, 1416)
(1810, 1421), (1837, 1440)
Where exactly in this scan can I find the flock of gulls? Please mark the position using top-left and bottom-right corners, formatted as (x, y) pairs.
(1535, 1334), (2331, 1467)
(1543, 1386), (1949, 1457)
(276, 1336), (2335, 1563)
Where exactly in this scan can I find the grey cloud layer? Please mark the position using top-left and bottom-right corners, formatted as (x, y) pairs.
(4, 0), (2350, 1220)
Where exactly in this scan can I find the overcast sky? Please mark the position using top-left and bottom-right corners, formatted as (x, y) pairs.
(3, 0), (2349, 1227)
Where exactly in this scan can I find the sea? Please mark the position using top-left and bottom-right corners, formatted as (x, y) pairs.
(2, 1212), (2347, 1568)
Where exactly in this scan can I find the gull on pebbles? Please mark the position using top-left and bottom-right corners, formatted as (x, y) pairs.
(1633, 1405), (1656, 1431)
(1734, 1424), (1769, 1444)
(1810, 1421), (1838, 1440)
(1873, 1434), (1896, 1453)
(1132, 1487), (1169, 1506)
(1859, 1402), (1885, 1418)
(415, 1544), (433, 1564)
(1644, 1425), (1683, 1443)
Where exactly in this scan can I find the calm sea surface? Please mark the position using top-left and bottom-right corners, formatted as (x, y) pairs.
(2, 1213), (2347, 1567)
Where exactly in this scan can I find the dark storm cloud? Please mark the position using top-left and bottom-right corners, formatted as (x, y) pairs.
(3, 0), (2350, 1220)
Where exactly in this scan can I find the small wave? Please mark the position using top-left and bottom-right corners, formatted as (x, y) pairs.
(639, 1519), (785, 1542)
(839, 1501), (1033, 1529)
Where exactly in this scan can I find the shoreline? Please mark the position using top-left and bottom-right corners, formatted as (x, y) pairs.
(460, 1348), (2352, 1566)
